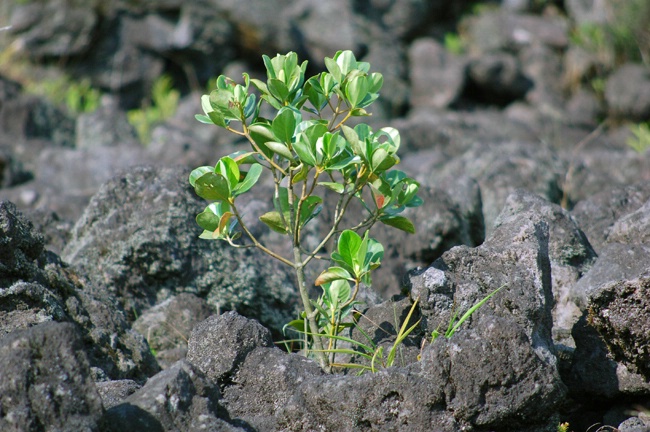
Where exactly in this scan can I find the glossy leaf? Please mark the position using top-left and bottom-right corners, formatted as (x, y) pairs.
(189, 166), (214, 187)
(293, 137), (317, 166)
(299, 195), (322, 228)
(233, 163), (263, 196)
(317, 181), (345, 193)
(324, 56), (342, 83)
(315, 267), (352, 286)
(265, 141), (294, 160)
(346, 75), (369, 108)
(195, 114), (213, 124)
(215, 157), (240, 191)
(341, 125), (364, 157)
(379, 215), (415, 234)
(272, 107), (299, 143)
(336, 230), (363, 273)
(194, 172), (230, 201)
(267, 78), (290, 103)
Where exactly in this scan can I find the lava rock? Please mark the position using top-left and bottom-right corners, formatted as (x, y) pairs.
(186, 311), (274, 384)
(62, 165), (299, 335)
(0, 322), (104, 432)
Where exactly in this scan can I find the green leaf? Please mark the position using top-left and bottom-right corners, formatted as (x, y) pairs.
(379, 215), (415, 234)
(215, 157), (240, 191)
(250, 78), (269, 95)
(243, 93), (257, 119)
(324, 56), (342, 83)
(371, 148), (389, 172)
(272, 107), (299, 143)
(299, 195), (322, 228)
(346, 75), (369, 108)
(293, 136), (317, 166)
(201, 94), (212, 116)
(247, 123), (277, 159)
(336, 230), (363, 273)
(233, 163), (263, 196)
(341, 125), (364, 157)
(267, 78), (290, 103)
(265, 141), (294, 160)
(194, 172), (231, 201)
(315, 267), (353, 286)
(259, 211), (288, 234)
(189, 166), (214, 187)
(317, 181), (345, 193)
(196, 206), (220, 232)
(207, 110), (228, 128)
(195, 114), (213, 124)
(335, 50), (357, 76)
(229, 150), (259, 165)
(367, 72), (383, 93)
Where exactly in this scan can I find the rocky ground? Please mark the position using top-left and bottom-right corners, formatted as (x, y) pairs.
(1, 0), (650, 431)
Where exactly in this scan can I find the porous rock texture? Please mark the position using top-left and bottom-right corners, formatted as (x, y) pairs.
(1, 0), (650, 430)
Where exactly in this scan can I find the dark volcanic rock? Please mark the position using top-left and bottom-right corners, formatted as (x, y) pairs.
(62, 165), (299, 334)
(571, 181), (650, 252)
(186, 311), (274, 384)
(132, 293), (214, 369)
(222, 347), (324, 431)
(279, 312), (565, 432)
(0, 200), (160, 382)
(101, 360), (236, 432)
(588, 274), (650, 380)
(0, 322), (104, 432)
(431, 140), (565, 234)
(605, 63), (650, 121)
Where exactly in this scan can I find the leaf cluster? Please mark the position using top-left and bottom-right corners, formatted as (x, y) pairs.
(189, 50), (422, 371)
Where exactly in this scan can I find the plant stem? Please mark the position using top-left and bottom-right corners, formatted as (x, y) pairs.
(293, 246), (330, 372)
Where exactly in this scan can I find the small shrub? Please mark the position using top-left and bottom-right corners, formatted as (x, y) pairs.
(189, 50), (422, 371)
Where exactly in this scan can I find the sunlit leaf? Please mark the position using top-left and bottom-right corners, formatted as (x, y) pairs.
(233, 163), (263, 196)
(315, 267), (353, 286)
(318, 181), (345, 193)
(265, 141), (294, 160)
(189, 166), (214, 187)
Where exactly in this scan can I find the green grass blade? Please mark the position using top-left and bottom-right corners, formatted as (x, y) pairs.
(446, 284), (505, 338)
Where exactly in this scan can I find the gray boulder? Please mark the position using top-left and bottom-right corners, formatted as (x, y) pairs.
(7, 0), (97, 57)
(0, 322), (104, 432)
(606, 64), (650, 121)
(408, 38), (467, 109)
(492, 190), (597, 345)
(571, 181), (650, 252)
(133, 293), (214, 369)
(588, 274), (650, 380)
(101, 360), (237, 432)
(463, 9), (569, 53)
(62, 165), (299, 335)
(95, 380), (141, 410)
(186, 311), (274, 384)
(222, 347), (324, 431)
(75, 95), (139, 149)
(430, 140), (565, 234)
(278, 312), (565, 431)
(466, 52), (533, 106)
(0, 200), (160, 381)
